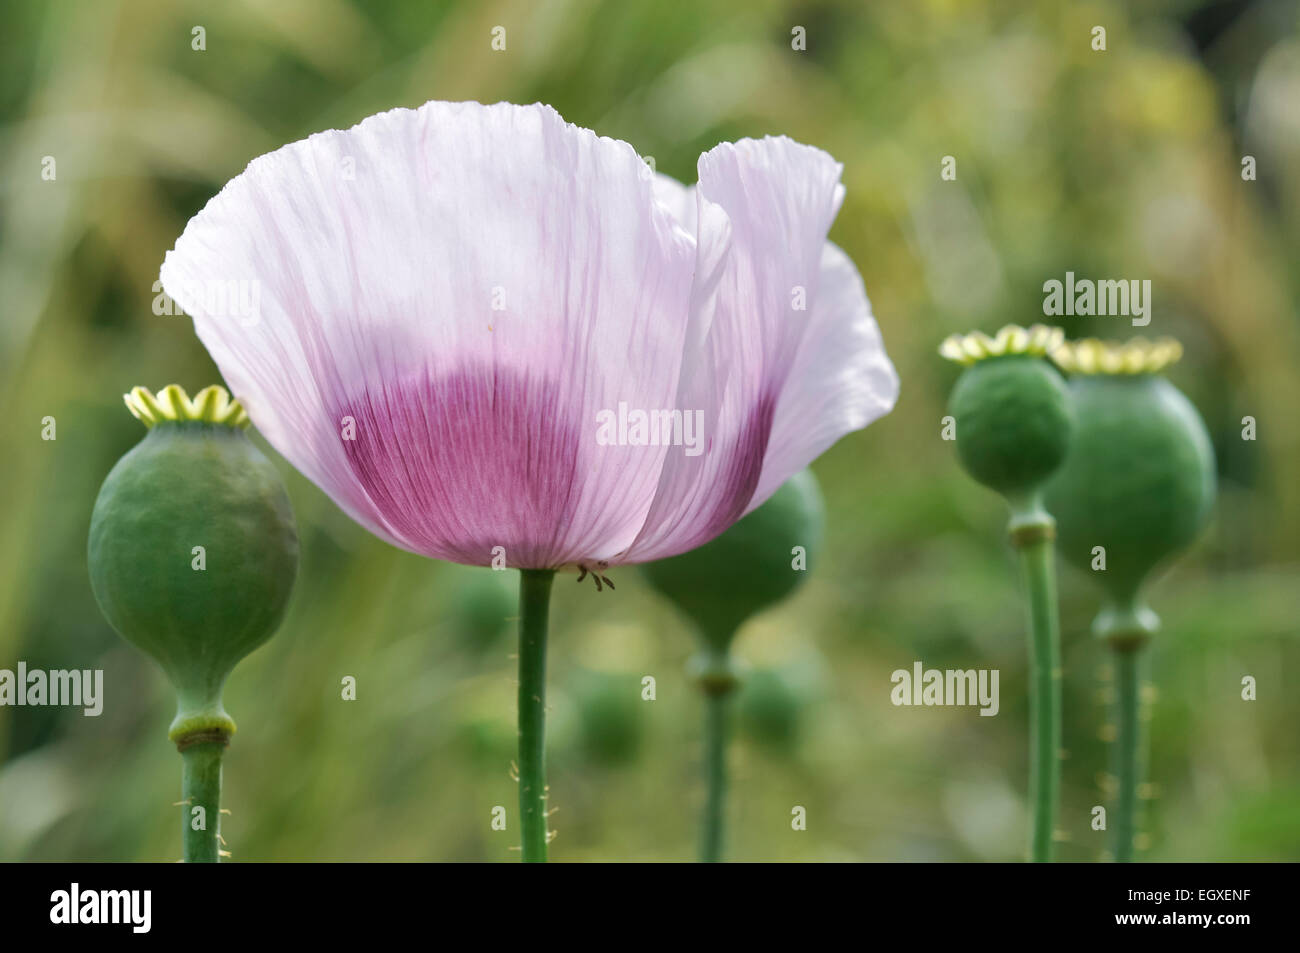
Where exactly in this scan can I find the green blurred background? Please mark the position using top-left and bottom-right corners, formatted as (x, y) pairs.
(2, 0), (1298, 861)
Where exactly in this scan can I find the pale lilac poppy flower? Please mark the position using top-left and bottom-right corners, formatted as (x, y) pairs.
(160, 100), (897, 573)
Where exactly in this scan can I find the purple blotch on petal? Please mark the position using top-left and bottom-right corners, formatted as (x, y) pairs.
(334, 364), (584, 569)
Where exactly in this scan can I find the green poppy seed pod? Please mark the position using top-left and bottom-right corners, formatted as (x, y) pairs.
(941, 325), (1074, 517)
(88, 385), (299, 743)
(1044, 339), (1216, 648)
(640, 469), (825, 694)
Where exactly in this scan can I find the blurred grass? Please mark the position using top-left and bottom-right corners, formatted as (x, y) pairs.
(1, 0), (1298, 861)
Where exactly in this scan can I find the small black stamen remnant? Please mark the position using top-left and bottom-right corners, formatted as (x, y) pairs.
(575, 562), (616, 592)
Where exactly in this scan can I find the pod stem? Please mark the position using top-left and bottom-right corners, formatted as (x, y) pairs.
(690, 646), (740, 862)
(700, 687), (735, 863)
(1110, 645), (1146, 862)
(516, 568), (555, 862)
(179, 736), (227, 863)
(1010, 499), (1061, 863)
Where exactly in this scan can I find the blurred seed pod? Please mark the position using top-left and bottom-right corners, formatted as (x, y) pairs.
(1045, 339), (1216, 644)
(738, 650), (828, 754)
(641, 468), (825, 658)
(445, 565), (516, 654)
(738, 668), (802, 752)
(573, 670), (644, 767)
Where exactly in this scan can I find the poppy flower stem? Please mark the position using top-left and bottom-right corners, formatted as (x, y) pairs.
(1111, 646), (1144, 862)
(517, 568), (555, 862)
(1010, 499), (1061, 863)
(180, 738), (226, 863)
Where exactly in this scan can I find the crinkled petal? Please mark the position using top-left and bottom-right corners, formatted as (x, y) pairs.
(162, 100), (698, 568)
(745, 241), (898, 509)
(622, 138), (859, 561)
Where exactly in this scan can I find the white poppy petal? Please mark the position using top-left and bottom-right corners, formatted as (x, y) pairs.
(162, 100), (698, 567)
(623, 137), (870, 561)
